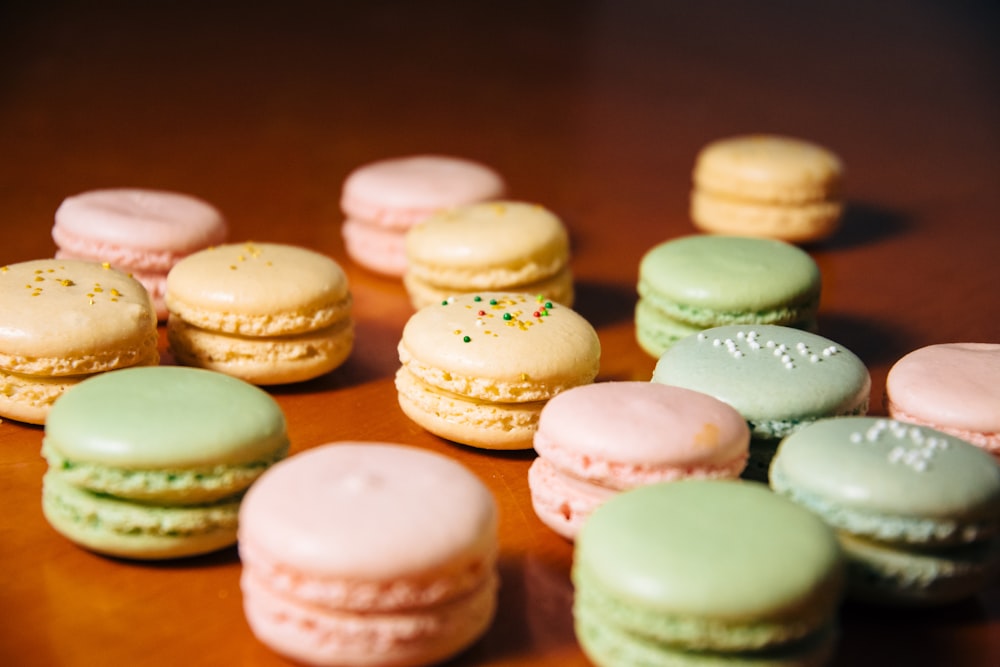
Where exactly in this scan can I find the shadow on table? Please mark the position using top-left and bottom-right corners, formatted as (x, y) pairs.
(807, 200), (911, 251)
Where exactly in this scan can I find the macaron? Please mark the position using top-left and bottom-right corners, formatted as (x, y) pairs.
(528, 381), (749, 540)
(885, 343), (1000, 459)
(652, 325), (871, 480)
(770, 417), (1000, 606)
(41, 366), (289, 559)
(403, 201), (574, 309)
(635, 235), (821, 358)
(166, 242), (354, 385)
(690, 134), (845, 243)
(573, 480), (844, 666)
(340, 155), (506, 276)
(0, 259), (159, 425)
(239, 442), (498, 667)
(52, 188), (228, 320)
(395, 292), (601, 450)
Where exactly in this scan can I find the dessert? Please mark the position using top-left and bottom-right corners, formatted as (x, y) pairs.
(239, 442), (498, 667)
(770, 417), (1000, 605)
(395, 292), (601, 450)
(52, 188), (227, 320)
(165, 242), (354, 385)
(635, 234), (821, 358)
(403, 200), (573, 309)
(573, 480), (844, 666)
(0, 259), (158, 424)
(690, 134), (845, 242)
(340, 155), (505, 276)
(652, 324), (870, 480)
(41, 366), (289, 559)
(528, 381), (749, 540)
(886, 343), (1000, 458)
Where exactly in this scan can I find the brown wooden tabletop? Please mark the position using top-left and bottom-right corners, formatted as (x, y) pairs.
(2, 2), (999, 665)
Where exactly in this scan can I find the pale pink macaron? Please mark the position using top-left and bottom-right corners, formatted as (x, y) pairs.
(340, 155), (505, 277)
(886, 342), (1000, 458)
(528, 381), (750, 540)
(53, 188), (227, 320)
(238, 442), (499, 667)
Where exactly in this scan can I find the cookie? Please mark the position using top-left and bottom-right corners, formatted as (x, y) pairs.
(690, 134), (844, 243)
(403, 201), (573, 309)
(0, 259), (159, 424)
(166, 242), (354, 385)
(395, 292), (601, 449)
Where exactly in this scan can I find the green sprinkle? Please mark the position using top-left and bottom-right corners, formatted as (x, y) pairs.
(503, 313), (512, 321)
(463, 335), (471, 343)
(473, 295), (482, 302)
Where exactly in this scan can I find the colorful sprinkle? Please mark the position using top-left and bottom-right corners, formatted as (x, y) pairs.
(473, 296), (482, 302)
(463, 336), (471, 343)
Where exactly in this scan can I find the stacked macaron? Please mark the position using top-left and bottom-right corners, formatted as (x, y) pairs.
(573, 480), (845, 666)
(395, 292), (601, 450)
(652, 324), (871, 480)
(52, 188), (228, 320)
(403, 201), (574, 309)
(690, 134), (845, 243)
(239, 442), (498, 667)
(770, 417), (1000, 606)
(41, 366), (289, 559)
(165, 242), (354, 385)
(528, 381), (749, 540)
(0, 259), (159, 425)
(885, 343), (1000, 459)
(635, 235), (821, 358)
(340, 155), (506, 276)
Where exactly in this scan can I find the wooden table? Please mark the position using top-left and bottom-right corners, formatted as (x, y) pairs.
(2, 2), (998, 665)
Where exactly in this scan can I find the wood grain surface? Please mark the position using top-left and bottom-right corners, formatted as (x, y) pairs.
(2, 2), (998, 665)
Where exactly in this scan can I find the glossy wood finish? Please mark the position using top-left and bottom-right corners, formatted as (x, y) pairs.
(2, 2), (999, 665)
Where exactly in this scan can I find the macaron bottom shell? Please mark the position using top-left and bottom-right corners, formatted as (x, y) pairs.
(42, 472), (240, 560)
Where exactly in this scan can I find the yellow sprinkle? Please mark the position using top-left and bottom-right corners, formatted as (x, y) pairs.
(34, 276), (44, 282)
(86, 293), (94, 298)
(93, 286), (103, 293)
(238, 255), (246, 262)
(110, 298), (118, 302)
(59, 279), (75, 287)
(453, 329), (462, 335)
(1, 266), (8, 272)
(109, 288), (121, 297)
(229, 265), (237, 270)
(519, 373), (529, 381)
(101, 262), (111, 269)
(34, 269), (43, 274)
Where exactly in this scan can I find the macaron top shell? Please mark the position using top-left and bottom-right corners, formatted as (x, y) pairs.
(45, 366), (289, 468)
(575, 480), (843, 620)
(693, 135), (843, 203)
(535, 382), (749, 475)
(638, 235), (820, 312)
(166, 242), (350, 334)
(406, 201), (568, 273)
(341, 155), (506, 228)
(398, 292), (600, 399)
(652, 325), (870, 422)
(771, 417), (1000, 523)
(53, 188), (227, 255)
(0, 259), (156, 374)
(886, 343), (1000, 433)
(239, 443), (497, 579)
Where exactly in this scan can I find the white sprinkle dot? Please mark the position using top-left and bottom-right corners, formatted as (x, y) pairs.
(697, 332), (706, 341)
(766, 340), (776, 348)
(810, 354), (820, 362)
(849, 432), (863, 443)
(713, 338), (722, 347)
(737, 331), (745, 339)
(733, 351), (743, 359)
(784, 362), (795, 369)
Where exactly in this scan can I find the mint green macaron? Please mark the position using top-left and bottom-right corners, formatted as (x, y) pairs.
(573, 480), (844, 666)
(635, 235), (820, 358)
(770, 416), (1000, 605)
(42, 365), (289, 559)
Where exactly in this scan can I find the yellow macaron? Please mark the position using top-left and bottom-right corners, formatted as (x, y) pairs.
(0, 259), (159, 424)
(690, 134), (845, 243)
(165, 242), (354, 385)
(403, 201), (574, 309)
(395, 292), (600, 450)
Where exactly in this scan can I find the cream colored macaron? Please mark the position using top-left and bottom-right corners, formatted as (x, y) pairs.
(395, 292), (600, 450)
(691, 135), (845, 243)
(166, 242), (353, 385)
(403, 201), (573, 309)
(0, 259), (159, 424)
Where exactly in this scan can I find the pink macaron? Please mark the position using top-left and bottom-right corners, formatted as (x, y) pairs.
(238, 442), (499, 667)
(528, 381), (750, 540)
(886, 342), (1000, 458)
(53, 188), (227, 320)
(340, 155), (505, 277)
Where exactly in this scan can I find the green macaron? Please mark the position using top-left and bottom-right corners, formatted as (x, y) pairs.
(635, 235), (820, 358)
(42, 365), (289, 559)
(770, 416), (1000, 606)
(572, 480), (844, 666)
